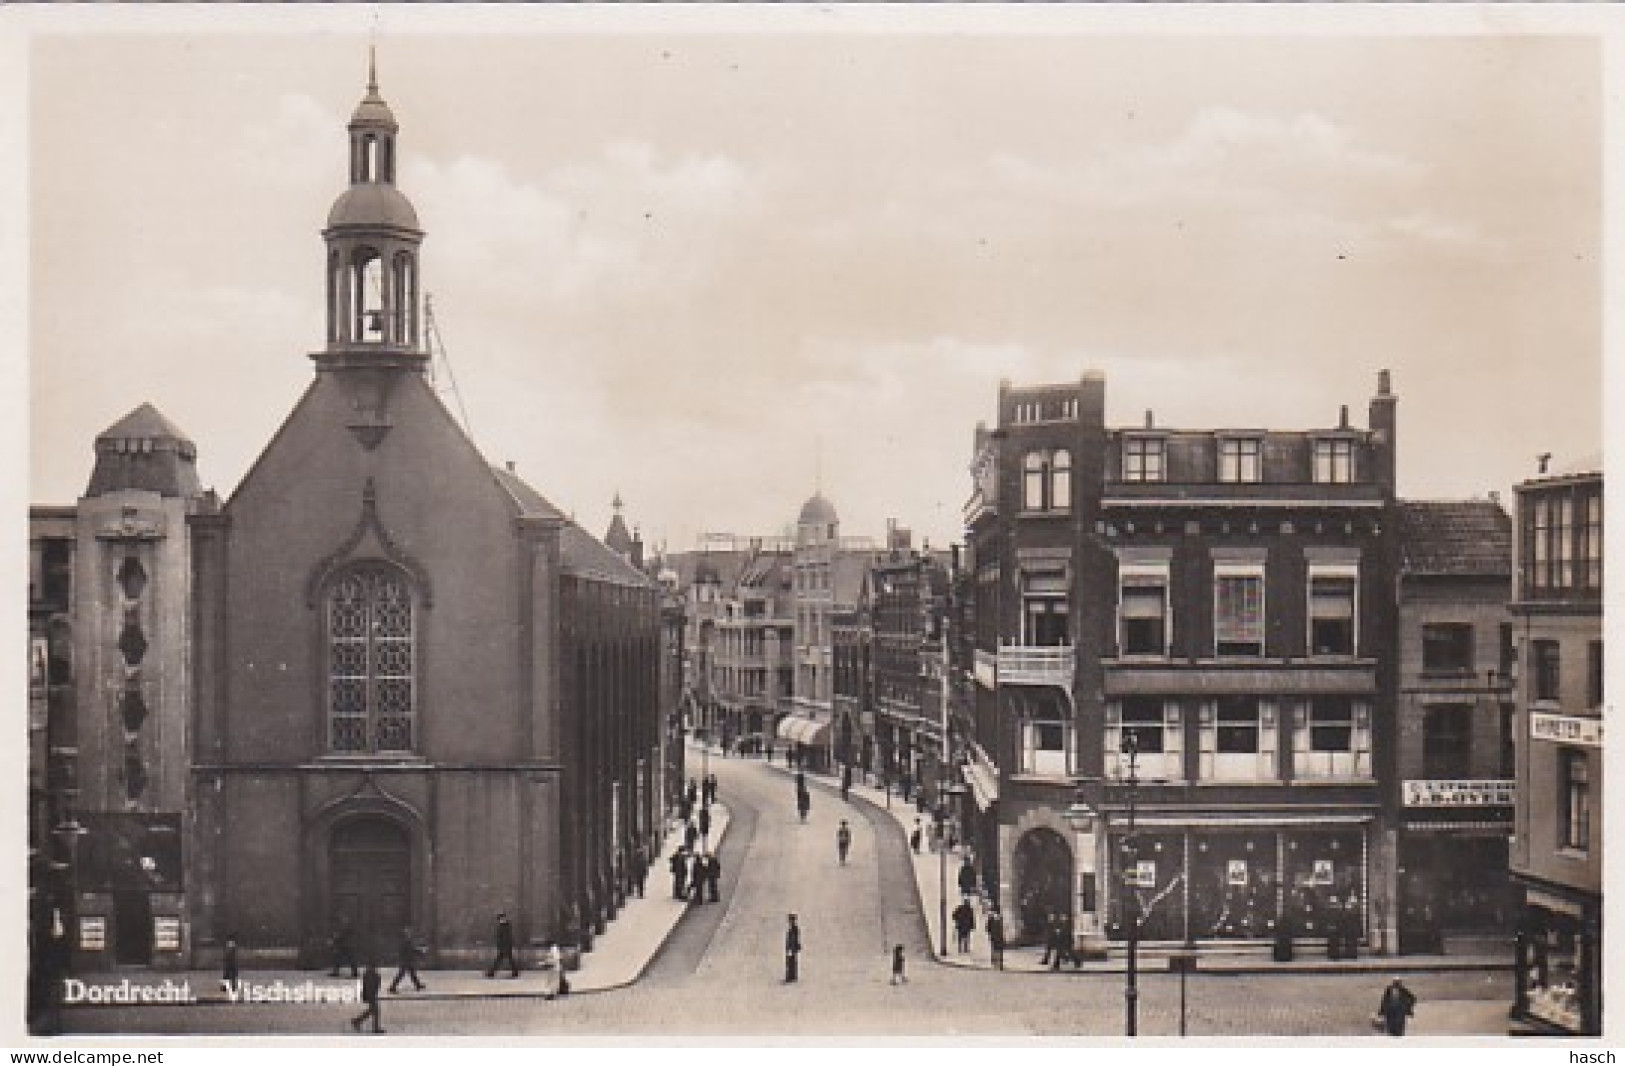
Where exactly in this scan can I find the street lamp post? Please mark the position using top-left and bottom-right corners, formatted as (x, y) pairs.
(1122, 733), (1140, 1038)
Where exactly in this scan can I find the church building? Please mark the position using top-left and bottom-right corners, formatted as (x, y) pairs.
(182, 64), (666, 968)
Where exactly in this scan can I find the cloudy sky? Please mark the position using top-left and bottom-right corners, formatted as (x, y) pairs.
(19, 9), (1605, 552)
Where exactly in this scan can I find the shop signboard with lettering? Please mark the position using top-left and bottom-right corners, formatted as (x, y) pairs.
(1530, 713), (1602, 748)
(1227, 859), (1248, 886)
(80, 916), (105, 952)
(1126, 860), (1157, 888)
(1402, 779), (1515, 807)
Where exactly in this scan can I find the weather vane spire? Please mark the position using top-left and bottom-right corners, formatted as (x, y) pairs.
(368, 40), (378, 93)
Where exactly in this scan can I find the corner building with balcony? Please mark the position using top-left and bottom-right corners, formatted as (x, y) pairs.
(963, 371), (1400, 954)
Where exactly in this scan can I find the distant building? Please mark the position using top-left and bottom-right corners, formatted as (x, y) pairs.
(1509, 461), (1603, 1035)
(1392, 499), (1516, 954)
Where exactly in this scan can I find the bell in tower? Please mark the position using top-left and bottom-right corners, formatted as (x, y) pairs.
(318, 51), (427, 368)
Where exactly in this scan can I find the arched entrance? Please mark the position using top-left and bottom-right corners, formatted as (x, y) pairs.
(1013, 827), (1073, 943)
(329, 817), (411, 962)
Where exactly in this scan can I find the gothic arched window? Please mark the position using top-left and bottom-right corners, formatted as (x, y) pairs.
(327, 565), (416, 753)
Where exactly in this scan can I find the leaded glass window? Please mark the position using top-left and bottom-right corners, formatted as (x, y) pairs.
(327, 566), (416, 753)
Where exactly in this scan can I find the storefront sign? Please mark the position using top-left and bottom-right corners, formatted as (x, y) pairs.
(1531, 713), (1602, 748)
(153, 916), (181, 952)
(1311, 860), (1334, 886)
(1402, 779), (1515, 807)
(1126, 860), (1157, 888)
(79, 917), (106, 952)
(1227, 860), (1248, 886)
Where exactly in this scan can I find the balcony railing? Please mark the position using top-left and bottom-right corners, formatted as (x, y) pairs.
(996, 644), (1074, 688)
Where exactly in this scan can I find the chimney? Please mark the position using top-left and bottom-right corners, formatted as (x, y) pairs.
(505, 460), (515, 472)
(1145, 409), (1155, 429)
(1339, 405), (1349, 430)
(1368, 369), (1397, 495)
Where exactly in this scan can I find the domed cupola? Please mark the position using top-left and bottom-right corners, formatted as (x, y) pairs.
(318, 50), (426, 368)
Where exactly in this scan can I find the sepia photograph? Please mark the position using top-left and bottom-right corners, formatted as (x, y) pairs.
(11, 3), (1611, 1049)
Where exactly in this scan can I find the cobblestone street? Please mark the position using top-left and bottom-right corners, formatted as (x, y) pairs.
(60, 752), (1512, 1040)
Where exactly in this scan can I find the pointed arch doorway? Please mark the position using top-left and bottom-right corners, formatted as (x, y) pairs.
(329, 817), (411, 962)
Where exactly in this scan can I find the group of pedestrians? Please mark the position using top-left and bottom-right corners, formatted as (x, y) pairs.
(669, 845), (723, 904)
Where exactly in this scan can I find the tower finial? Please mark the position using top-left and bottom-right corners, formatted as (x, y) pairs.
(368, 42), (378, 93)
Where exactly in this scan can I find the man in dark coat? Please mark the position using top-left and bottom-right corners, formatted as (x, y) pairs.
(797, 786), (810, 823)
(986, 908), (1006, 970)
(485, 912), (519, 978)
(953, 898), (976, 953)
(670, 849), (688, 900)
(350, 961), (384, 1034)
(698, 805), (712, 844)
(841, 763), (852, 802)
(389, 926), (425, 993)
(684, 820), (700, 854)
(630, 847), (648, 898)
(836, 820), (853, 865)
(689, 856), (707, 904)
(705, 852), (722, 903)
(957, 857), (978, 900)
(783, 913), (802, 983)
(329, 920), (358, 978)
(686, 779), (699, 809)
(1042, 912), (1063, 970)
(1378, 978), (1417, 1036)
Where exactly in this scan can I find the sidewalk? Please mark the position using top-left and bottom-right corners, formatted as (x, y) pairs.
(63, 796), (730, 1007)
(761, 754), (1513, 978)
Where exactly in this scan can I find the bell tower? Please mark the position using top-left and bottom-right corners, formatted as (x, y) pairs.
(317, 51), (426, 369)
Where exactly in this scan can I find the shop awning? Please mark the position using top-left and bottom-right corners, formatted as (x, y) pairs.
(1127, 813), (1373, 828)
(776, 714), (831, 746)
(963, 758), (999, 811)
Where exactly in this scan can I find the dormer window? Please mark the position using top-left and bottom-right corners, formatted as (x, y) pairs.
(1123, 436), (1165, 483)
(1313, 438), (1354, 484)
(1218, 437), (1262, 483)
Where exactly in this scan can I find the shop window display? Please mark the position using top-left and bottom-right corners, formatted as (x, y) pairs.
(1526, 914), (1586, 1032)
(1189, 833), (1278, 939)
(1108, 831), (1186, 942)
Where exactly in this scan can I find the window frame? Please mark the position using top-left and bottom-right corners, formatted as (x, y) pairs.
(1118, 563), (1170, 658)
(1306, 564), (1358, 657)
(1532, 639), (1562, 704)
(1421, 622), (1476, 675)
(1122, 435), (1166, 483)
(1312, 437), (1354, 484)
(1021, 717), (1072, 777)
(1213, 563), (1266, 658)
(1217, 436), (1263, 483)
(326, 563), (417, 755)
(1561, 748), (1591, 852)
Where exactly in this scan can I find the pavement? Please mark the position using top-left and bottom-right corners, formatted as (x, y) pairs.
(63, 793), (731, 1006)
(756, 750), (1515, 979)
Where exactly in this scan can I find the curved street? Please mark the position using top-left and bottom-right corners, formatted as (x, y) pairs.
(62, 751), (1510, 1038)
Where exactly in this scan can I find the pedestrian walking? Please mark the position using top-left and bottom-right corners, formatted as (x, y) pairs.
(329, 920), (358, 978)
(686, 778), (699, 809)
(1061, 912), (1080, 969)
(836, 820), (852, 865)
(796, 787), (810, 823)
(1041, 912), (1060, 969)
(630, 847), (648, 898)
(485, 911), (519, 978)
(670, 848), (689, 900)
(953, 898), (976, 954)
(698, 805), (712, 843)
(689, 855), (708, 904)
(684, 820), (700, 854)
(1377, 977), (1417, 1036)
(841, 763), (852, 802)
(957, 856), (978, 900)
(783, 913), (802, 983)
(548, 942), (571, 998)
(986, 908), (1006, 971)
(891, 943), (907, 985)
(221, 934), (240, 995)
(679, 795), (693, 825)
(706, 773), (719, 806)
(706, 852), (722, 903)
(389, 926), (425, 993)
(350, 961), (384, 1034)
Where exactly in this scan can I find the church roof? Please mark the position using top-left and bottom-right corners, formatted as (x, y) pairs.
(1397, 499), (1511, 578)
(490, 467), (653, 588)
(85, 403), (202, 499)
(326, 183), (421, 232)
